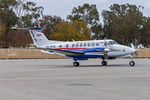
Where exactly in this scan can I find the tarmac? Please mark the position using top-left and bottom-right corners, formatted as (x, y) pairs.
(0, 58), (150, 100)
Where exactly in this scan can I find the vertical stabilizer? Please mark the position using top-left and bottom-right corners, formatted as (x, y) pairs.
(29, 27), (49, 46)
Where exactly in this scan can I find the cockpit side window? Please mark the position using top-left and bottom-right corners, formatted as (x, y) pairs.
(109, 41), (118, 45)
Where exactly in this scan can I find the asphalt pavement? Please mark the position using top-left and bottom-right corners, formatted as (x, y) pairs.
(0, 58), (150, 100)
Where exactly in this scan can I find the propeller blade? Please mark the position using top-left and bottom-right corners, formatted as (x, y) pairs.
(135, 50), (138, 56)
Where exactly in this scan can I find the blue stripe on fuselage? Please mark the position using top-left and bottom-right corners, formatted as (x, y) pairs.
(62, 47), (105, 53)
(67, 55), (104, 58)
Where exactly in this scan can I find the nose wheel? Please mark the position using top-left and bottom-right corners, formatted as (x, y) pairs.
(73, 61), (80, 67)
(129, 61), (135, 66)
(129, 56), (135, 66)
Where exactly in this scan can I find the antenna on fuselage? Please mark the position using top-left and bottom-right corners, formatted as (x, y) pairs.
(72, 39), (75, 42)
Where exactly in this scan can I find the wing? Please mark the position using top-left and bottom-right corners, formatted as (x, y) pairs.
(39, 47), (107, 56)
(41, 48), (84, 56)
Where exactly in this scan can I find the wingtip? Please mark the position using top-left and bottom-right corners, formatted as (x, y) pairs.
(30, 27), (42, 30)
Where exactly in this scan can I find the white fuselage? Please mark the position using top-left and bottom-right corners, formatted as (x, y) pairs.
(28, 28), (136, 66)
(39, 39), (136, 58)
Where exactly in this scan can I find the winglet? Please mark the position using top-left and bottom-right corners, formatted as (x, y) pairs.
(11, 27), (42, 30)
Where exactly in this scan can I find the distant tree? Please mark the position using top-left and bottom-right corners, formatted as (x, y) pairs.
(0, 21), (6, 45)
(0, 0), (18, 47)
(7, 29), (32, 47)
(40, 15), (62, 39)
(140, 17), (150, 47)
(67, 3), (102, 39)
(102, 3), (144, 45)
(14, 0), (44, 27)
(50, 21), (91, 41)
(0, 0), (18, 27)
(0, 0), (44, 47)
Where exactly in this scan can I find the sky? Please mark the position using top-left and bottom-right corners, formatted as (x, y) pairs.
(29, 0), (150, 20)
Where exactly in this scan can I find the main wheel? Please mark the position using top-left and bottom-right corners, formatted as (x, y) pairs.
(102, 61), (107, 66)
(73, 62), (80, 67)
(129, 61), (135, 66)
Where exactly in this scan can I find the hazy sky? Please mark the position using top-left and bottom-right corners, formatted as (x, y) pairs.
(29, 0), (150, 20)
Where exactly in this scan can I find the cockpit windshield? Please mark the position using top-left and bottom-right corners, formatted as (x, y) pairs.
(109, 41), (118, 45)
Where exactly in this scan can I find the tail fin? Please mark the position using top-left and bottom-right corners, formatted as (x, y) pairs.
(29, 27), (49, 46)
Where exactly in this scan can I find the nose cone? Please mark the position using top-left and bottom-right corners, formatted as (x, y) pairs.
(129, 48), (136, 54)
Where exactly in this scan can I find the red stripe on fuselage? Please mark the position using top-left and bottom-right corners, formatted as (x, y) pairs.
(56, 48), (87, 50)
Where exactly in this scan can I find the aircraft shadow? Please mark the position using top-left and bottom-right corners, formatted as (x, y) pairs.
(59, 64), (131, 68)
(38, 64), (135, 68)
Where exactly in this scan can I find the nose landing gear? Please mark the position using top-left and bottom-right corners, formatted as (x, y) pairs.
(129, 61), (135, 66)
(129, 56), (135, 66)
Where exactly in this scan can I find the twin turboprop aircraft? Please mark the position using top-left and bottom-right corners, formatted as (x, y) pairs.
(29, 27), (136, 67)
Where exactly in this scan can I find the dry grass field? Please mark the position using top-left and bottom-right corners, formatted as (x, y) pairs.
(0, 49), (67, 59)
(134, 48), (150, 58)
(0, 48), (149, 59)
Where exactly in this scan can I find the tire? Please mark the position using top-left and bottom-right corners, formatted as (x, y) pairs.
(102, 61), (107, 66)
(73, 62), (79, 66)
(129, 61), (135, 66)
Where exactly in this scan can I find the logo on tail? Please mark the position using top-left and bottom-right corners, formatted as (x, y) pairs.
(29, 27), (49, 46)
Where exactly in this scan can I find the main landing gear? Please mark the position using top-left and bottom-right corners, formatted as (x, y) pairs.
(72, 58), (135, 67)
(101, 60), (107, 66)
(73, 61), (80, 67)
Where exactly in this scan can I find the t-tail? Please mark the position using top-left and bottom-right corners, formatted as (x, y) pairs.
(29, 27), (49, 46)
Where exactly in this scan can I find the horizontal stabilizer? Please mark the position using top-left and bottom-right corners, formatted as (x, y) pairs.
(30, 27), (42, 30)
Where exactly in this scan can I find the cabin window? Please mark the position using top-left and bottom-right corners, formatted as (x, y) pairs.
(80, 43), (82, 47)
(88, 43), (91, 47)
(96, 42), (99, 46)
(76, 43), (79, 47)
(84, 43), (86, 47)
(92, 42), (95, 46)
(59, 45), (62, 48)
(100, 42), (103, 45)
(72, 44), (75, 47)
(66, 44), (69, 48)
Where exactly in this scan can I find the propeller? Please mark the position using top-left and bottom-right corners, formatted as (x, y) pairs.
(130, 43), (138, 56)
(135, 50), (138, 56)
(103, 39), (110, 59)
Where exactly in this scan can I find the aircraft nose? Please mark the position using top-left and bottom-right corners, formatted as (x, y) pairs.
(129, 48), (136, 54)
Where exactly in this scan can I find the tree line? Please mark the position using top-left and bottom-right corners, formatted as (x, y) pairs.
(0, 0), (150, 47)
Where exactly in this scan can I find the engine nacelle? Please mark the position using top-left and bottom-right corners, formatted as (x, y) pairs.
(73, 58), (88, 60)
